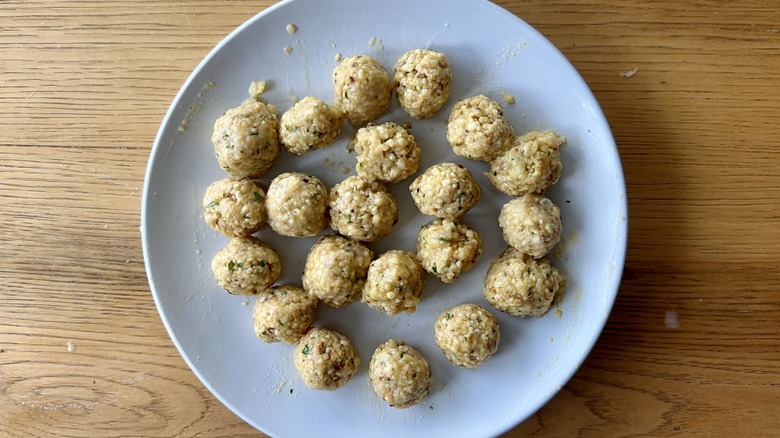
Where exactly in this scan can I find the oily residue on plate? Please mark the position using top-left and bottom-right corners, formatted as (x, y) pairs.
(178, 81), (216, 132)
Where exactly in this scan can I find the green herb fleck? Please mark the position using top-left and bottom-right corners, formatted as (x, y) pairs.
(445, 313), (452, 320)
(278, 320), (285, 326)
(344, 91), (349, 99)
(432, 265), (438, 273)
(302, 344), (310, 355)
(259, 260), (266, 268)
(253, 191), (264, 202)
(206, 200), (218, 208)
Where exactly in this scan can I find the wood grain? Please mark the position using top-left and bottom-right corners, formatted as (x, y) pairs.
(1, 1), (779, 437)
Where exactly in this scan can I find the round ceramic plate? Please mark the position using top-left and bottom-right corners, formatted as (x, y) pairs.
(141, 0), (627, 436)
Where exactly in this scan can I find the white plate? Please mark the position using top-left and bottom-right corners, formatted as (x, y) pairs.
(141, 0), (627, 436)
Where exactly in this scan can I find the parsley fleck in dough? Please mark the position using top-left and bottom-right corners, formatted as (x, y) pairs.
(252, 285), (318, 344)
(211, 237), (281, 296)
(294, 328), (360, 390)
(368, 339), (432, 408)
(212, 100), (280, 178)
(417, 219), (482, 283)
(202, 177), (267, 238)
(409, 162), (481, 219)
(434, 303), (500, 368)
(266, 172), (328, 238)
(446, 95), (514, 161)
(328, 175), (398, 242)
(483, 247), (565, 317)
(279, 96), (344, 155)
(393, 49), (452, 119)
(488, 130), (565, 196)
(302, 234), (374, 308)
(352, 122), (421, 183)
(499, 194), (562, 258)
(362, 250), (426, 316)
(333, 55), (392, 125)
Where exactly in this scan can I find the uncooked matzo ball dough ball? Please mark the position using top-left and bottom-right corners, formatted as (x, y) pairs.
(352, 122), (421, 183)
(393, 49), (452, 119)
(446, 95), (513, 161)
(211, 237), (281, 295)
(409, 162), (481, 219)
(294, 328), (360, 390)
(212, 100), (280, 178)
(302, 234), (374, 308)
(266, 172), (328, 238)
(488, 130), (565, 196)
(499, 194), (562, 258)
(434, 303), (500, 368)
(417, 219), (482, 283)
(328, 175), (398, 242)
(363, 250), (425, 316)
(368, 339), (432, 408)
(333, 55), (391, 125)
(483, 247), (564, 317)
(203, 177), (266, 238)
(279, 96), (344, 155)
(252, 285), (318, 344)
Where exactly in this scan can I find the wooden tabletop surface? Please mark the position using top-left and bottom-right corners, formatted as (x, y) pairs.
(2, 1), (779, 436)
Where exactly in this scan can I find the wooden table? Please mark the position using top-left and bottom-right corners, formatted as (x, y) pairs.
(2, 1), (778, 436)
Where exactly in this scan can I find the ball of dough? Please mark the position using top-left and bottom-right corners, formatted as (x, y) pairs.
(252, 285), (318, 344)
(393, 49), (452, 119)
(266, 172), (328, 237)
(362, 250), (426, 316)
(409, 162), (481, 219)
(417, 219), (482, 283)
(279, 96), (344, 155)
(352, 122), (421, 183)
(498, 194), (562, 258)
(302, 234), (374, 308)
(203, 177), (266, 238)
(483, 248), (565, 317)
(294, 328), (360, 390)
(333, 55), (391, 126)
(328, 175), (398, 242)
(434, 303), (500, 368)
(488, 130), (565, 196)
(211, 237), (281, 295)
(446, 95), (513, 161)
(368, 339), (432, 408)
(212, 100), (280, 178)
